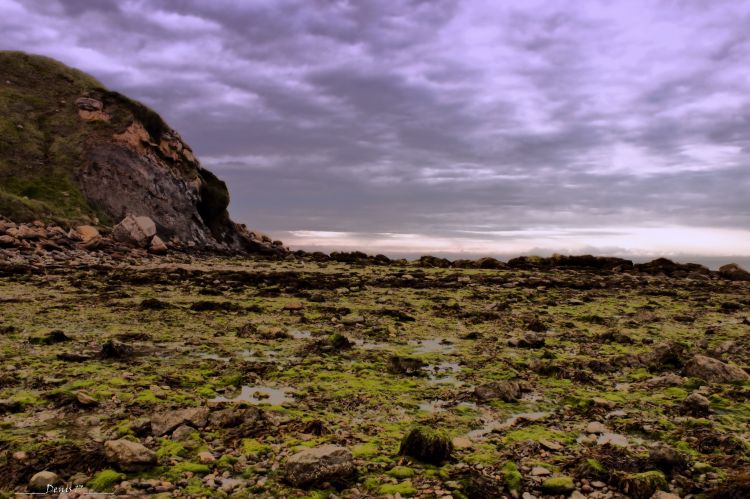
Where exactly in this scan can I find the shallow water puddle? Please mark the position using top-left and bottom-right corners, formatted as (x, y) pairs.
(467, 411), (550, 439)
(211, 385), (294, 405)
(409, 338), (455, 354)
(352, 339), (389, 350)
(419, 399), (477, 413)
(427, 362), (461, 384)
(289, 329), (311, 339)
(196, 352), (230, 362)
(239, 349), (279, 362)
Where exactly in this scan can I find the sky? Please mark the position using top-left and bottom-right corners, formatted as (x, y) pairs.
(2, 0), (750, 263)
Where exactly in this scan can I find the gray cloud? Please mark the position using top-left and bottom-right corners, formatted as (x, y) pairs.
(1, 0), (749, 256)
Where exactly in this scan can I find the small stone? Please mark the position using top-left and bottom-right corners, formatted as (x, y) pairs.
(531, 466), (551, 476)
(76, 391), (98, 406)
(651, 491), (681, 499)
(283, 300), (304, 311)
(540, 439), (563, 451)
(597, 433), (628, 447)
(451, 437), (472, 449)
(586, 421), (608, 434)
(592, 397), (616, 409)
(29, 471), (60, 491)
(198, 451), (216, 464)
(171, 424), (197, 441)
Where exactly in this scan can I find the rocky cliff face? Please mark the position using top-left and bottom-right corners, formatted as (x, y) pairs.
(0, 51), (283, 254)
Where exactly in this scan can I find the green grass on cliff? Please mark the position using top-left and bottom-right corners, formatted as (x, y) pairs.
(0, 51), (105, 224)
(0, 51), (173, 226)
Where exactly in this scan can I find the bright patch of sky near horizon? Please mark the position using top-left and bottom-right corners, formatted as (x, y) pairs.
(1, 0), (749, 259)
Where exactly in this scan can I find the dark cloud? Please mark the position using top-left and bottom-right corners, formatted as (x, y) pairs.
(1, 0), (749, 256)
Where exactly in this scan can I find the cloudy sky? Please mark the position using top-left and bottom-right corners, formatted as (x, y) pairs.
(2, 0), (750, 261)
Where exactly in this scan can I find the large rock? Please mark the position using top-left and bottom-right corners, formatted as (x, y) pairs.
(150, 407), (210, 436)
(149, 235), (168, 254)
(719, 263), (750, 281)
(683, 355), (750, 383)
(74, 225), (100, 242)
(474, 380), (522, 402)
(113, 215), (156, 247)
(683, 392), (710, 416)
(29, 471), (60, 491)
(284, 444), (355, 488)
(104, 439), (157, 471)
(399, 426), (453, 464)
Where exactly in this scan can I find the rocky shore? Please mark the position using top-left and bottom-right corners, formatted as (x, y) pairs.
(1, 239), (749, 498)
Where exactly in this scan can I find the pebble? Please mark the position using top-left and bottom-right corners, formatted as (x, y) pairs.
(531, 466), (551, 476)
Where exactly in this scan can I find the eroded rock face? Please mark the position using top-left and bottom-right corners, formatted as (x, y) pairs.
(284, 445), (355, 488)
(683, 355), (750, 383)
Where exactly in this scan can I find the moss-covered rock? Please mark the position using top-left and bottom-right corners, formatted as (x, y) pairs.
(87, 469), (124, 492)
(541, 475), (575, 495)
(502, 462), (522, 492)
(619, 470), (668, 499)
(399, 426), (453, 464)
(576, 458), (608, 480)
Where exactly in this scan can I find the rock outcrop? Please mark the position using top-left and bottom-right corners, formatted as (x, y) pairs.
(0, 51), (283, 255)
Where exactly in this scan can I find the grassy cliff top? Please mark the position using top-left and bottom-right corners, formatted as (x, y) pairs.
(0, 51), (173, 226)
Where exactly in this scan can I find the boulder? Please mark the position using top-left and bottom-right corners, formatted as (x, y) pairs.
(474, 380), (522, 402)
(682, 392), (710, 416)
(516, 331), (546, 348)
(284, 444), (355, 488)
(399, 426), (453, 464)
(113, 215), (157, 248)
(29, 471), (60, 491)
(388, 355), (425, 376)
(75, 225), (100, 242)
(0, 235), (16, 247)
(208, 406), (263, 428)
(151, 407), (210, 436)
(683, 355), (750, 383)
(618, 470), (668, 499)
(149, 235), (168, 255)
(719, 263), (750, 281)
(541, 476), (575, 495)
(104, 439), (156, 471)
